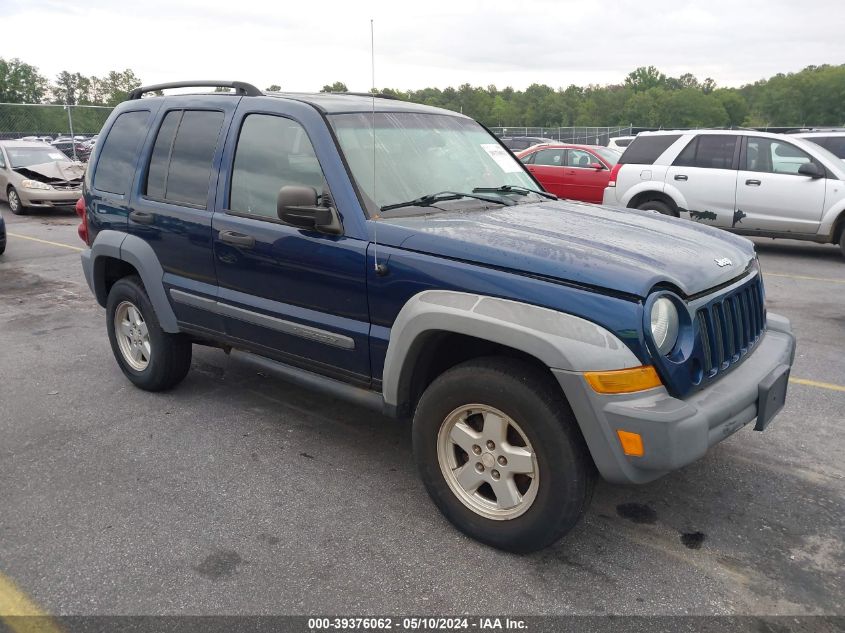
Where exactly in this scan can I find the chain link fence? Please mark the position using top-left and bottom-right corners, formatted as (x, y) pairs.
(489, 126), (634, 145)
(0, 103), (114, 161)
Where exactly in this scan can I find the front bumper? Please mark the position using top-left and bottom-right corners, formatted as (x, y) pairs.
(17, 187), (81, 208)
(555, 313), (796, 484)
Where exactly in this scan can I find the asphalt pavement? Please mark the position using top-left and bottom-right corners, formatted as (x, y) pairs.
(0, 205), (842, 617)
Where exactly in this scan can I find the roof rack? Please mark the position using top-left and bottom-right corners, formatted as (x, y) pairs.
(127, 81), (262, 100)
(338, 91), (399, 100)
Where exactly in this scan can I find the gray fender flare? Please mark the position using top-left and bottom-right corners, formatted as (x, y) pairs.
(87, 230), (179, 333)
(381, 290), (640, 408)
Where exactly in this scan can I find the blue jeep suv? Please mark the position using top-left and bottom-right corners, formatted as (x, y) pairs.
(78, 81), (796, 552)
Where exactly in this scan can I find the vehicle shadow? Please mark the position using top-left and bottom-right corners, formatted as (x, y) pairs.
(751, 237), (842, 261)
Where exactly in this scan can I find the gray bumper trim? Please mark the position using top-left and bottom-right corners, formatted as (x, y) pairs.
(555, 313), (796, 484)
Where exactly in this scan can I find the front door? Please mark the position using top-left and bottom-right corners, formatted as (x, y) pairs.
(211, 106), (370, 384)
(665, 134), (740, 228)
(524, 147), (567, 197)
(734, 136), (827, 234)
(562, 148), (608, 203)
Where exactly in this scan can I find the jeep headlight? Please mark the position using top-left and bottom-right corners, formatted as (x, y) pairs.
(21, 179), (52, 191)
(650, 297), (679, 356)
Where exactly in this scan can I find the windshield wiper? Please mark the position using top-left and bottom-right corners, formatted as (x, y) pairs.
(472, 185), (558, 200)
(380, 191), (513, 212)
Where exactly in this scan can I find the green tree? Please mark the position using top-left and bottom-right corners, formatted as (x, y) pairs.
(266, 84), (281, 91)
(321, 81), (348, 93)
(0, 57), (48, 103)
(624, 66), (666, 93)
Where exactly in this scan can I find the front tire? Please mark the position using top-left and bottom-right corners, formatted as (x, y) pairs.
(637, 199), (674, 216)
(839, 231), (845, 259)
(412, 357), (595, 553)
(7, 187), (26, 215)
(106, 276), (192, 391)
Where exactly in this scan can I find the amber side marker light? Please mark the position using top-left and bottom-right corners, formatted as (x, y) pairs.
(616, 430), (644, 457)
(583, 366), (663, 394)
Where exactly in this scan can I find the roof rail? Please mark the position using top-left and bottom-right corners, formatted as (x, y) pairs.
(338, 91), (399, 100)
(127, 81), (263, 100)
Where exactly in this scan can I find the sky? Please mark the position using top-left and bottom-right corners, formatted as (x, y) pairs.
(2, 0), (844, 92)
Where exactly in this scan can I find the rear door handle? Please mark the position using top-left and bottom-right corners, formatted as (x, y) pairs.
(745, 179), (761, 186)
(219, 230), (255, 248)
(674, 174), (688, 181)
(129, 210), (155, 225)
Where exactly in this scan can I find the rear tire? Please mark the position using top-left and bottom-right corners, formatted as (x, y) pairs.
(412, 357), (595, 553)
(839, 232), (845, 259)
(106, 276), (192, 391)
(7, 187), (26, 215)
(637, 199), (674, 216)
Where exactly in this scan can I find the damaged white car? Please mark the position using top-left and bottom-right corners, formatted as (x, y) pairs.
(0, 141), (85, 215)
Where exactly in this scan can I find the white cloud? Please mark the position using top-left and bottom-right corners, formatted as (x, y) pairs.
(2, 0), (843, 92)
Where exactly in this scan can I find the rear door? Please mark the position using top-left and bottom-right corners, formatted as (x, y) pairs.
(127, 97), (239, 331)
(734, 136), (827, 234)
(523, 147), (566, 196)
(665, 134), (740, 228)
(562, 148), (608, 203)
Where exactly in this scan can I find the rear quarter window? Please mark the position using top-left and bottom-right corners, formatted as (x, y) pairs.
(93, 110), (150, 195)
(619, 134), (682, 165)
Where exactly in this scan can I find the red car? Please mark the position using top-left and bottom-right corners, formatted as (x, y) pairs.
(516, 144), (622, 203)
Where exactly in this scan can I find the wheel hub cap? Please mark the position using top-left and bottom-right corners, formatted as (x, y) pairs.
(436, 404), (539, 521)
(114, 300), (151, 372)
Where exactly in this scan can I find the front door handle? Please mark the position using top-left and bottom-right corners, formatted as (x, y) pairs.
(674, 174), (688, 181)
(219, 230), (255, 248)
(129, 210), (155, 225)
(745, 179), (761, 186)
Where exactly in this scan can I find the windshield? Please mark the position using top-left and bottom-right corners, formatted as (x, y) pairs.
(7, 146), (71, 168)
(330, 112), (540, 216)
(594, 147), (622, 165)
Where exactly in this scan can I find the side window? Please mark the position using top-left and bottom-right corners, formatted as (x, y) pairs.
(673, 135), (737, 169)
(746, 137), (814, 175)
(619, 134), (681, 165)
(519, 152), (535, 164)
(230, 114), (325, 219)
(567, 149), (597, 168)
(145, 110), (224, 207)
(532, 148), (565, 166)
(0, 150), (5, 169)
(93, 110), (150, 195)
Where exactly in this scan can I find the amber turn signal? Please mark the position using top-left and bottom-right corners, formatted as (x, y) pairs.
(583, 366), (662, 394)
(616, 430), (644, 457)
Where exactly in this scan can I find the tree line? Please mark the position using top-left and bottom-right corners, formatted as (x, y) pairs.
(2, 57), (843, 128)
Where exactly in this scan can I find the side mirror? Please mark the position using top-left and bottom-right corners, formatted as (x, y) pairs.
(797, 162), (824, 179)
(589, 162), (604, 170)
(277, 185), (342, 234)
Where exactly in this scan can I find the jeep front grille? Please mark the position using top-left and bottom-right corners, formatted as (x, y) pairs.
(696, 276), (766, 375)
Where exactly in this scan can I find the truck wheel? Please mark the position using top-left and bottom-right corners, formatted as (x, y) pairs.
(106, 276), (192, 391)
(412, 357), (595, 553)
(7, 187), (26, 215)
(839, 232), (845, 259)
(637, 199), (675, 216)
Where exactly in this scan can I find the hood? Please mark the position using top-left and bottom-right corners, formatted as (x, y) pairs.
(374, 200), (756, 299)
(14, 161), (85, 184)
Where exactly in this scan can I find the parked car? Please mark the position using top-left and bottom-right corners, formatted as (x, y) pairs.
(50, 138), (91, 162)
(0, 208), (6, 255)
(607, 135), (635, 151)
(517, 143), (621, 203)
(499, 136), (558, 151)
(78, 81), (795, 553)
(602, 130), (845, 257)
(0, 140), (85, 215)
(792, 131), (845, 160)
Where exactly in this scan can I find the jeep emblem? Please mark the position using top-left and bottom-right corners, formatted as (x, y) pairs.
(714, 258), (733, 267)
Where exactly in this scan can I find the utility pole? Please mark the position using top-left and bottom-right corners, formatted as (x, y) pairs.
(65, 100), (77, 161)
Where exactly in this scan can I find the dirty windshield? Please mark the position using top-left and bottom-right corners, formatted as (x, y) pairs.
(329, 112), (540, 216)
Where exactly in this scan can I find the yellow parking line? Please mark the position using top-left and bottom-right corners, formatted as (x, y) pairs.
(7, 232), (83, 252)
(766, 272), (845, 284)
(790, 377), (845, 393)
(0, 571), (62, 633)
